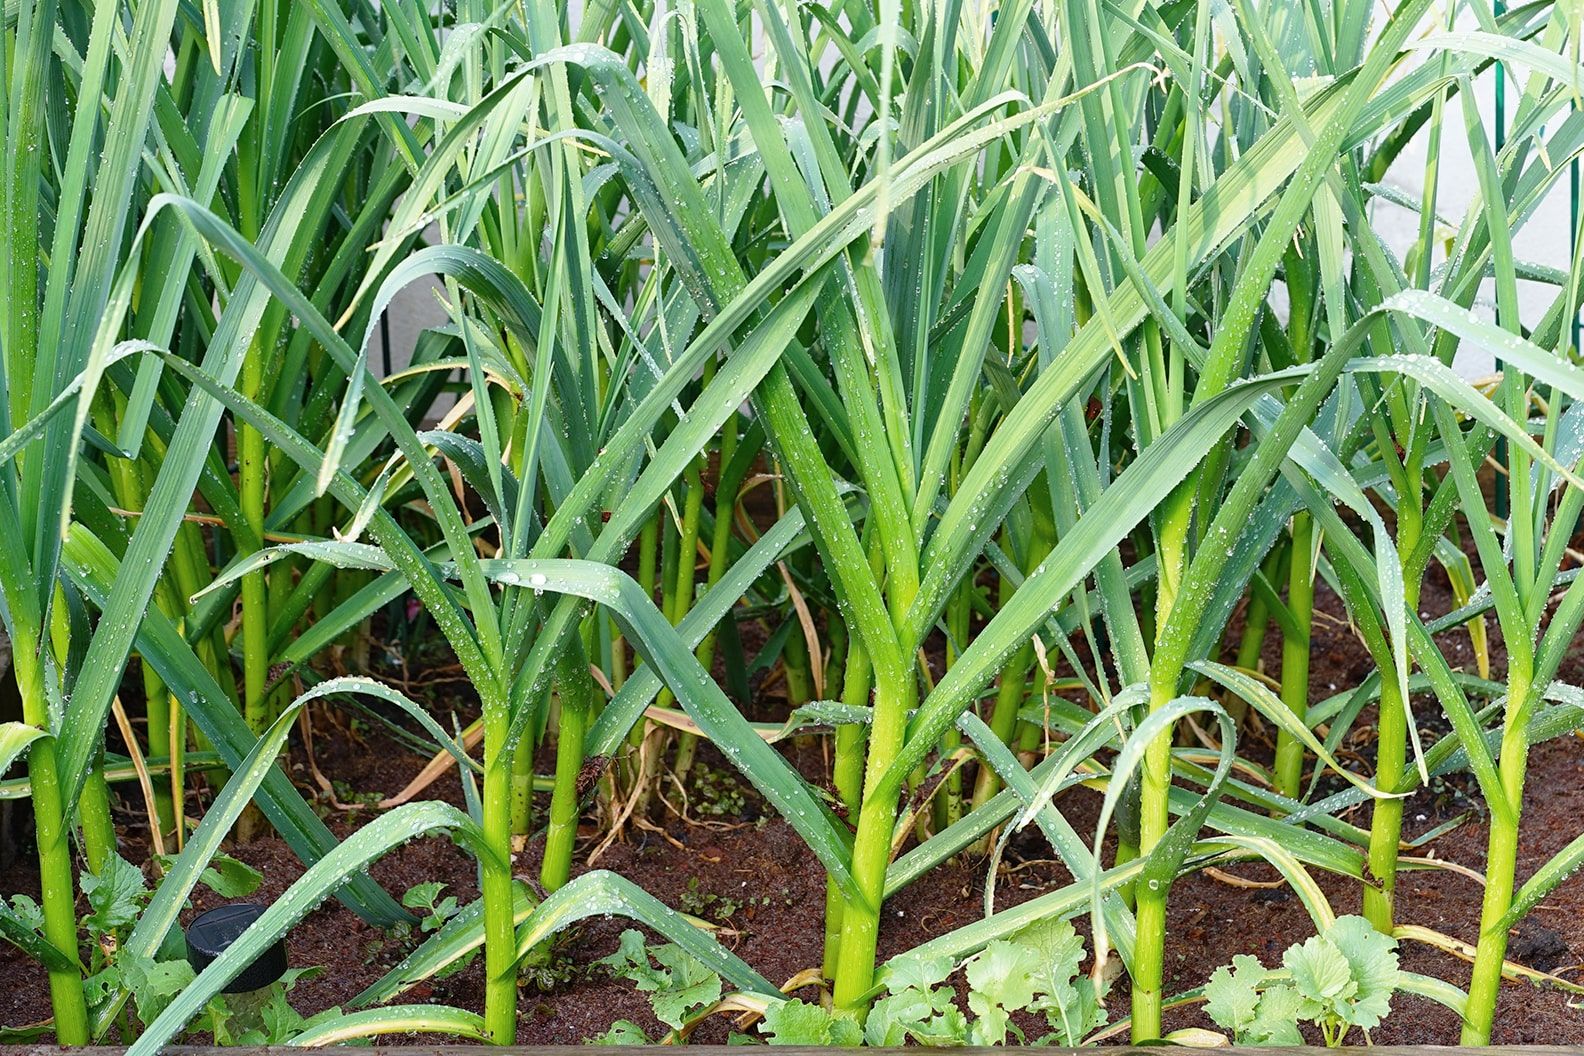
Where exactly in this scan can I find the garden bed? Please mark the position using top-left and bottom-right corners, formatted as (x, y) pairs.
(11, 0), (1584, 1045)
(2, 571), (1581, 1047)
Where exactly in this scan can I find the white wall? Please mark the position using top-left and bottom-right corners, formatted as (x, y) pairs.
(1373, 51), (1576, 376)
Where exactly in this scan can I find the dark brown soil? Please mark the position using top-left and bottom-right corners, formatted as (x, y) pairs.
(3, 563), (1584, 1044)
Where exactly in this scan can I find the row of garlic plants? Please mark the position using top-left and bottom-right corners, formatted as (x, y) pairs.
(4, 0), (1584, 1047)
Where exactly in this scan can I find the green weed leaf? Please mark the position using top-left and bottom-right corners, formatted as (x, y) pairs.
(760, 999), (862, 1046)
(81, 854), (148, 936)
(588, 1020), (651, 1045)
(598, 929), (722, 1030)
(154, 853), (263, 900)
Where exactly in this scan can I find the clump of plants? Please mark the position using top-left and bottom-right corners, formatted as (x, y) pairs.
(1205, 916), (1401, 1046)
(3, 0), (1584, 1048)
(591, 919), (1108, 1046)
(860, 919), (1109, 1047)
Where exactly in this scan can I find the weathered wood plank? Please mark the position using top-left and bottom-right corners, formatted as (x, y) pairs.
(7, 1048), (1583, 1055)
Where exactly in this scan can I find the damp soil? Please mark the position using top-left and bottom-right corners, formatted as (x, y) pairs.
(3, 563), (1584, 1045)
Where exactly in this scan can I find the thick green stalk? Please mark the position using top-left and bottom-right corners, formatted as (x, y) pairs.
(1362, 673), (1408, 931)
(1273, 511), (1313, 798)
(631, 508), (677, 817)
(481, 718), (518, 1043)
(933, 579), (971, 832)
(831, 669), (914, 1010)
(691, 449), (740, 681)
(238, 456), (268, 736)
(1462, 150), (1533, 1019)
(935, 730), (962, 831)
(31, 742), (88, 1042)
(823, 525), (885, 986)
(1364, 495), (1422, 933)
(823, 629), (872, 984)
(1461, 671), (1530, 1043)
(1132, 498), (1191, 1042)
(235, 4), (273, 749)
(1015, 673), (1046, 764)
(667, 464), (706, 624)
(972, 639), (1033, 808)
(140, 662), (175, 836)
(510, 733), (535, 838)
(13, 637), (88, 1044)
(782, 597), (817, 713)
(79, 758), (116, 874)
(542, 637), (598, 891)
(44, 579), (114, 872)
(162, 514), (217, 825)
(1227, 546), (1285, 727)
(237, 340), (270, 840)
(609, 619), (628, 691)
(831, 800), (901, 1011)
(674, 465), (738, 780)
(668, 459), (711, 784)
(623, 513), (661, 793)
(166, 688), (185, 848)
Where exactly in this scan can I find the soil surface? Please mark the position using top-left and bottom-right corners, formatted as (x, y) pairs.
(3, 563), (1584, 1045)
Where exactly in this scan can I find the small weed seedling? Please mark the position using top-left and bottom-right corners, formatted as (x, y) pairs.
(589, 929), (724, 1042)
(1205, 915), (1400, 1046)
(760, 918), (1106, 1046)
(402, 882), (461, 933)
